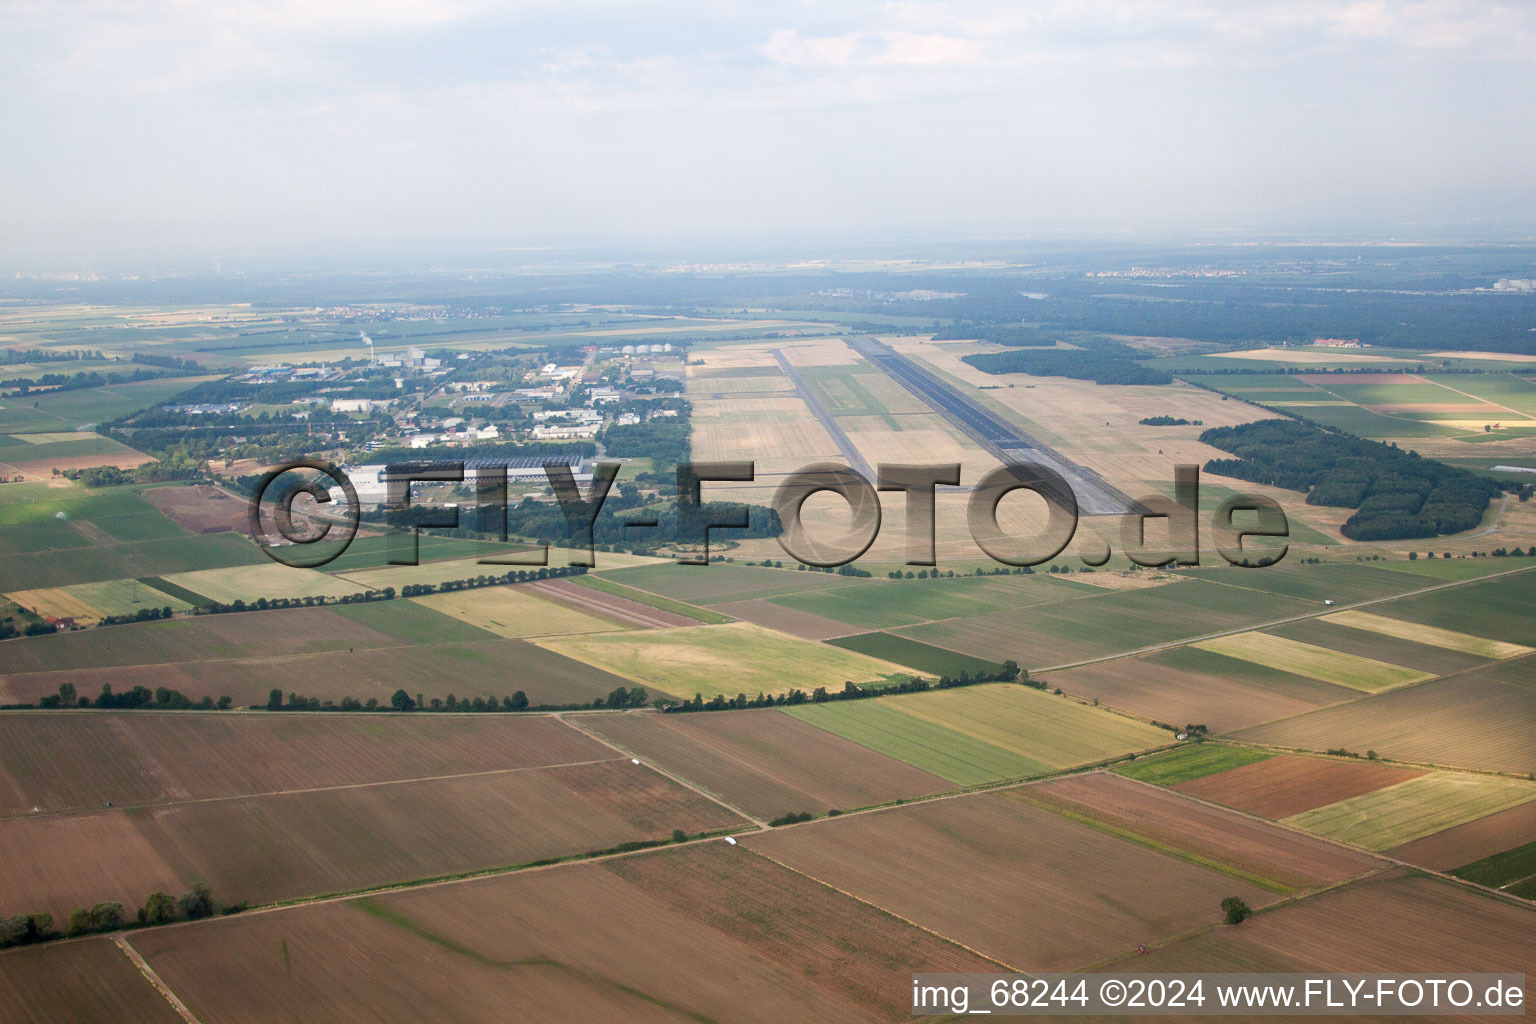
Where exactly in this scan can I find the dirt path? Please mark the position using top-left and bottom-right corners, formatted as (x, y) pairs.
(114, 936), (205, 1024)
(555, 711), (769, 829)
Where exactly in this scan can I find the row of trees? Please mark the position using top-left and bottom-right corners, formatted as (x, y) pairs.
(262, 685), (647, 714)
(663, 666), (1024, 714)
(33, 682), (232, 711)
(0, 885), (231, 951)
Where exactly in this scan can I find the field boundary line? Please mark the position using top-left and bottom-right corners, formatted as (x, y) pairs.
(1212, 645), (1536, 770)
(1112, 770), (1536, 911)
(0, 756), (630, 822)
(553, 712), (769, 829)
(1033, 562), (1536, 675)
(743, 843), (1022, 973)
(114, 935), (205, 1024)
(1414, 374), (1536, 420)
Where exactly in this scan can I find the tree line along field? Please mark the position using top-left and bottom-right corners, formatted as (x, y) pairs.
(0, 598), (648, 709)
(1, 635), (641, 709)
(118, 842), (1001, 1024)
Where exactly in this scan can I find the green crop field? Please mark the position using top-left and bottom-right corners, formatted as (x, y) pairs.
(1114, 745), (1273, 786)
(569, 574), (731, 624)
(1171, 562), (1428, 606)
(1357, 571), (1536, 646)
(825, 632), (1009, 677)
(1377, 557), (1536, 582)
(320, 535), (544, 573)
(6, 577), (194, 619)
(0, 375), (210, 433)
(1450, 840), (1536, 896)
(896, 579), (1310, 669)
(0, 532), (264, 591)
(768, 574), (1090, 630)
(881, 684), (1172, 770)
(599, 562), (859, 605)
(328, 598), (498, 643)
(1282, 774), (1536, 851)
(163, 564), (370, 604)
(784, 700), (1048, 785)
(535, 621), (914, 700)
(1192, 632), (1433, 691)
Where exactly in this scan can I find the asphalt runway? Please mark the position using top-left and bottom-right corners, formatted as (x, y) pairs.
(845, 336), (1144, 517)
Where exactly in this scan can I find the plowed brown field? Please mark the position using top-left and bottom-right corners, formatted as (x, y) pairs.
(1172, 754), (1424, 820)
(581, 708), (952, 819)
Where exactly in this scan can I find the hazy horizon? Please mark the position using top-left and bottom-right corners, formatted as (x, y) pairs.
(4, 0), (1534, 264)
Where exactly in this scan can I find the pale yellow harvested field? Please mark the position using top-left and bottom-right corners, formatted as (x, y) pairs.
(535, 621), (914, 699)
(1211, 348), (1407, 364)
(1192, 632), (1433, 692)
(15, 431), (100, 444)
(855, 374), (933, 414)
(162, 564), (368, 604)
(1068, 570), (1188, 591)
(413, 585), (628, 638)
(586, 551), (674, 570)
(6, 586), (103, 621)
(690, 395), (818, 424)
(1324, 610), (1533, 659)
(685, 349), (780, 371)
(843, 425), (994, 467)
(691, 417), (842, 466)
(884, 337), (1269, 497)
(687, 375), (795, 395)
(778, 337), (864, 366)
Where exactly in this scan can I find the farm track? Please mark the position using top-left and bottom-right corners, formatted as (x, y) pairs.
(114, 936), (204, 1024)
(0, 756), (630, 823)
(6, 751), (1532, 985)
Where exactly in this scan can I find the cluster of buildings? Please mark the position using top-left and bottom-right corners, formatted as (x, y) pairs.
(1312, 338), (1366, 348)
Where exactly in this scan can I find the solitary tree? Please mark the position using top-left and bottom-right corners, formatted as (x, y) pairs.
(390, 689), (415, 712)
(1221, 897), (1252, 925)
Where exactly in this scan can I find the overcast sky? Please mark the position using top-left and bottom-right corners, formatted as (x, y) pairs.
(3, 0), (1534, 262)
